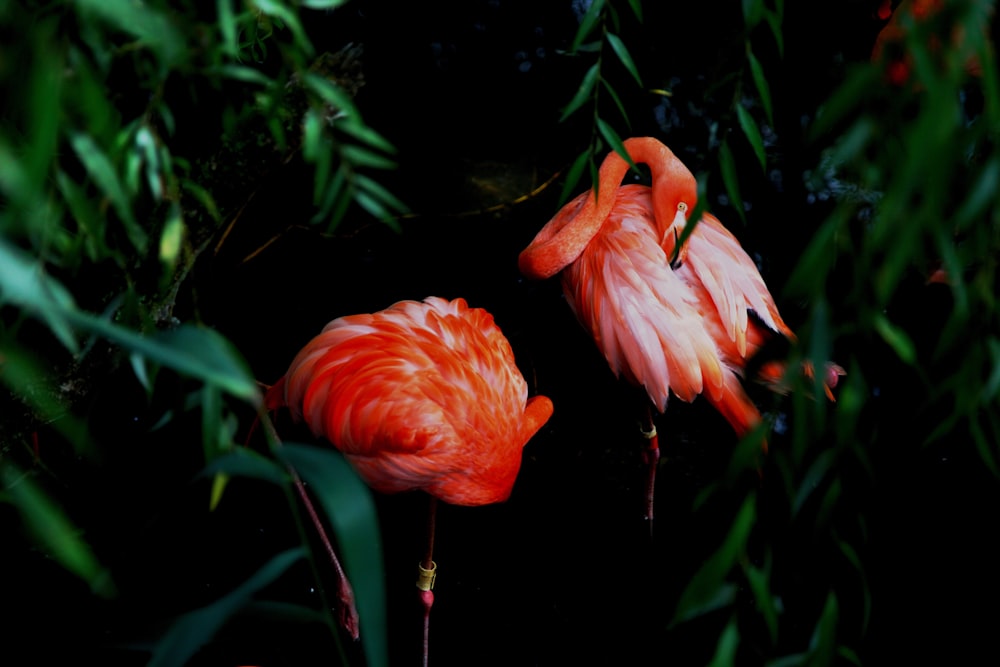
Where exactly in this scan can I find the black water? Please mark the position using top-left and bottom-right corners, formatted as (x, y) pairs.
(8, 1), (999, 665)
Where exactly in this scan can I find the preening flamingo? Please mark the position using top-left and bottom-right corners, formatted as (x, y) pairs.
(519, 137), (841, 521)
(265, 296), (553, 665)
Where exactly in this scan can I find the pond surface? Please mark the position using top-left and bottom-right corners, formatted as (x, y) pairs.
(8, 1), (999, 665)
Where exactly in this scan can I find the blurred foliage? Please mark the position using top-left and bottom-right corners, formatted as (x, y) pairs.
(2, 0), (998, 664)
(557, 0), (645, 202)
(0, 0), (393, 664)
(663, 0), (999, 664)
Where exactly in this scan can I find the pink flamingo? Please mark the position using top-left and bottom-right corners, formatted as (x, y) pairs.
(519, 136), (841, 521)
(266, 296), (552, 666)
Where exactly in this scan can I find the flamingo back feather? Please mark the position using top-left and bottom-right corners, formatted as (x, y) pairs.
(267, 297), (553, 507)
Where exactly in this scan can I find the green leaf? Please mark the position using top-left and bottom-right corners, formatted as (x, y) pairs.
(742, 0), (764, 27)
(68, 131), (147, 252)
(559, 63), (599, 122)
(572, 0), (605, 52)
(596, 118), (629, 168)
(252, 0), (313, 55)
(736, 104), (766, 171)
(559, 149), (592, 205)
(341, 144), (398, 170)
(148, 548), (305, 667)
(707, 618), (739, 667)
(672, 494), (755, 625)
(2, 462), (116, 598)
(873, 313), (917, 365)
(744, 557), (778, 643)
(216, 0), (238, 57)
(279, 444), (387, 667)
(213, 64), (274, 86)
(0, 239), (79, 352)
(74, 0), (185, 66)
(300, 0), (348, 8)
(718, 140), (747, 225)
(67, 311), (262, 404)
(606, 33), (642, 86)
(806, 592), (839, 666)
(601, 78), (631, 127)
(747, 48), (774, 126)
(301, 72), (358, 116)
(200, 448), (290, 486)
(159, 205), (185, 268)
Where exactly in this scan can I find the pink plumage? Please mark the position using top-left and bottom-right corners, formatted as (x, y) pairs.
(266, 296), (553, 506)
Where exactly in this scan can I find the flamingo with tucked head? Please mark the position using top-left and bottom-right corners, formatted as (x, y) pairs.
(266, 296), (553, 666)
(520, 137), (842, 522)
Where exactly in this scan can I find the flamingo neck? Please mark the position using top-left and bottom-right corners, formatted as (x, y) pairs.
(518, 137), (695, 279)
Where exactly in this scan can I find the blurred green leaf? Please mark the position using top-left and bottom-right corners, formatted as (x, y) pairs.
(253, 0), (313, 55)
(747, 49), (773, 126)
(672, 494), (755, 625)
(571, 0), (605, 52)
(806, 592), (839, 667)
(559, 148), (592, 205)
(736, 105), (766, 170)
(744, 556), (779, 644)
(0, 239), (79, 352)
(74, 0), (185, 66)
(148, 548), (305, 667)
(68, 131), (148, 252)
(200, 447), (290, 486)
(68, 312), (261, 405)
(279, 444), (387, 667)
(1, 461), (116, 598)
(873, 313), (917, 366)
(718, 140), (747, 225)
(707, 617), (739, 667)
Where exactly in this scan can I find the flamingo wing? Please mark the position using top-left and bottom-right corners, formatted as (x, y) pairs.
(273, 297), (552, 506)
(562, 186), (724, 411)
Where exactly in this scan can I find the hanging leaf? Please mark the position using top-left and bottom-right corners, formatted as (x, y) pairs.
(148, 548), (305, 667)
(718, 140), (747, 225)
(279, 444), (388, 667)
(606, 33), (642, 86)
(736, 105), (766, 171)
(560, 63), (599, 122)
(2, 462), (116, 598)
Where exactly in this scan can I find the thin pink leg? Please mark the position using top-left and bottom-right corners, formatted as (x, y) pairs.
(640, 405), (659, 532)
(416, 495), (439, 667)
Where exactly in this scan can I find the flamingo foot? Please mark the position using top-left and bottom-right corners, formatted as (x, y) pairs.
(417, 565), (436, 667)
(640, 421), (659, 531)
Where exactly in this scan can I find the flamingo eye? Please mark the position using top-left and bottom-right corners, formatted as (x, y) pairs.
(677, 202), (688, 213)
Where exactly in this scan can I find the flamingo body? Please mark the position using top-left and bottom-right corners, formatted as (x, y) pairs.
(267, 296), (553, 506)
(520, 137), (829, 439)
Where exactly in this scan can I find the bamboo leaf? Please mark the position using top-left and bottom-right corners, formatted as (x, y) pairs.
(736, 104), (766, 170)
(560, 63), (599, 122)
(606, 33), (642, 86)
(67, 311), (262, 404)
(718, 140), (747, 225)
(747, 48), (774, 126)
(672, 494), (755, 625)
(2, 462), (116, 598)
(149, 548), (305, 667)
(279, 444), (387, 667)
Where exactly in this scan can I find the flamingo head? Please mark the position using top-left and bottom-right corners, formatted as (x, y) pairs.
(651, 161), (698, 265)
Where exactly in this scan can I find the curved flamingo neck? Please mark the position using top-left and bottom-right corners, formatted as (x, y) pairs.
(518, 137), (696, 279)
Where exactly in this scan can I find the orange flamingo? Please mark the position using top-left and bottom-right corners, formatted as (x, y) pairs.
(519, 137), (841, 521)
(265, 296), (553, 665)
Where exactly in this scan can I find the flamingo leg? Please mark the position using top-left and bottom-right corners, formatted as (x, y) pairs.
(416, 495), (439, 667)
(640, 405), (659, 532)
(258, 406), (360, 638)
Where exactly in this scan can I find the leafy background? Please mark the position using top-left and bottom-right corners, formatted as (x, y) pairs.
(2, 0), (998, 665)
